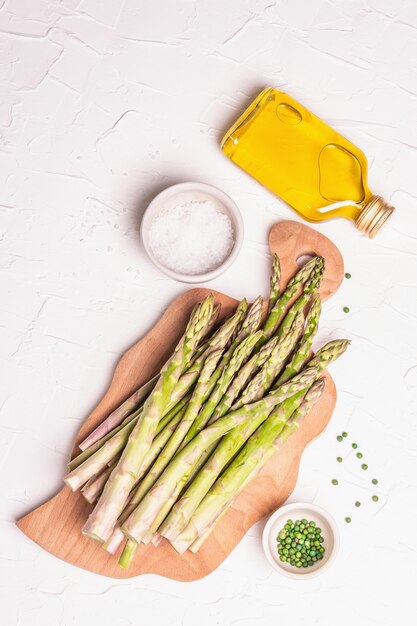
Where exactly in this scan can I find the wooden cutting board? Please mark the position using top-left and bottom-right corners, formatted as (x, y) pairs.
(17, 221), (344, 580)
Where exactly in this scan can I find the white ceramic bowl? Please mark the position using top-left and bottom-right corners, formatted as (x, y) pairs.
(140, 182), (244, 283)
(262, 502), (339, 579)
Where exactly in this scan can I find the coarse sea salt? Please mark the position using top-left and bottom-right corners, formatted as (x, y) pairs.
(148, 200), (234, 275)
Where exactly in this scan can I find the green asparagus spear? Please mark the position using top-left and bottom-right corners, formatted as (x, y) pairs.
(268, 254), (281, 313)
(261, 256), (322, 342)
(275, 256), (324, 340)
(276, 293), (321, 385)
(165, 299), (247, 410)
(182, 331), (263, 445)
(120, 349), (223, 515)
(181, 335), (282, 486)
(232, 311), (304, 409)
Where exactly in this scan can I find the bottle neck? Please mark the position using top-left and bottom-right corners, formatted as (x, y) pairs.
(355, 195), (394, 238)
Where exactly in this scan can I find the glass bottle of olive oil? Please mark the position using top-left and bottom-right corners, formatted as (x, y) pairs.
(221, 88), (394, 237)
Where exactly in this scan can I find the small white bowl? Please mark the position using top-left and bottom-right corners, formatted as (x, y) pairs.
(262, 502), (339, 579)
(140, 182), (244, 283)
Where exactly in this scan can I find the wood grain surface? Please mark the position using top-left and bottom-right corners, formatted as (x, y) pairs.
(17, 221), (344, 580)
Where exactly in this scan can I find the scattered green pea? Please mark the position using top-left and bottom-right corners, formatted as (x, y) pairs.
(356, 452), (363, 459)
(352, 443), (358, 449)
(331, 479), (338, 485)
(345, 272), (351, 279)
(342, 432), (348, 438)
(276, 518), (326, 568)
(337, 435), (343, 442)
(372, 495), (379, 502)
(372, 478), (378, 485)
(337, 456), (343, 463)
(361, 463), (368, 470)
(345, 517), (351, 523)
(355, 501), (361, 507)
(343, 306), (350, 313)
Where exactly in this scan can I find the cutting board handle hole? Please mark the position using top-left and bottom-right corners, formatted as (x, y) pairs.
(296, 253), (316, 267)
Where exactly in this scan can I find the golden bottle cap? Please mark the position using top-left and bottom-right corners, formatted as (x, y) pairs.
(355, 195), (394, 238)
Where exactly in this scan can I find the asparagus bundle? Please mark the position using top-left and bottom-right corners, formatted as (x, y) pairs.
(82, 296), (216, 542)
(170, 379), (326, 554)
(64, 253), (349, 569)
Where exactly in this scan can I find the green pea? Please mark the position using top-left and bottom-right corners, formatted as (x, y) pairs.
(345, 517), (351, 523)
(355, 501), (361, 507)
(337, 457), (343, 463)
(343, 306), (350, 313)
(352, 443), (358, 449)
(331, 479), (338, 485)
(372, 495), (379, 502)
(345, 272), (351, 279)
(361, 463), (368, 470)
(356, 452), (363, 459)
(372, 478), (378, 485)
(337, 435), (343, 442)
(342, 431), (348, 438)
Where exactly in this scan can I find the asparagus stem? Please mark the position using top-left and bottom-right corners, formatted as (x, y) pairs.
(179, 336), (282, 490)
(210, 335), (279, 422)
(261, 256), (322, 342)
(171, 379), (326, 554)
(165, 300), (247, 411)
(232, 311), (304, 409)
(182, 331), (263, 446)
(65, 416), (138, 492)
(275, 256), (324, 340)
(82, 295), (215, 543)
(68, 406), (143, 472)
(118, 538), (137, 569)
(65, 396), (189, 488)
(81, 460), (119, 504)
(233, 296), (264, 345)
(78, 374), (159, 452)
(121, 349), (223, 516)
(268, 254), (281, 313)
(276, 293), (321, 385)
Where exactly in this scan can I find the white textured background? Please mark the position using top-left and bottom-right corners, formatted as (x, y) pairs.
(1, 1), (417, 624)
